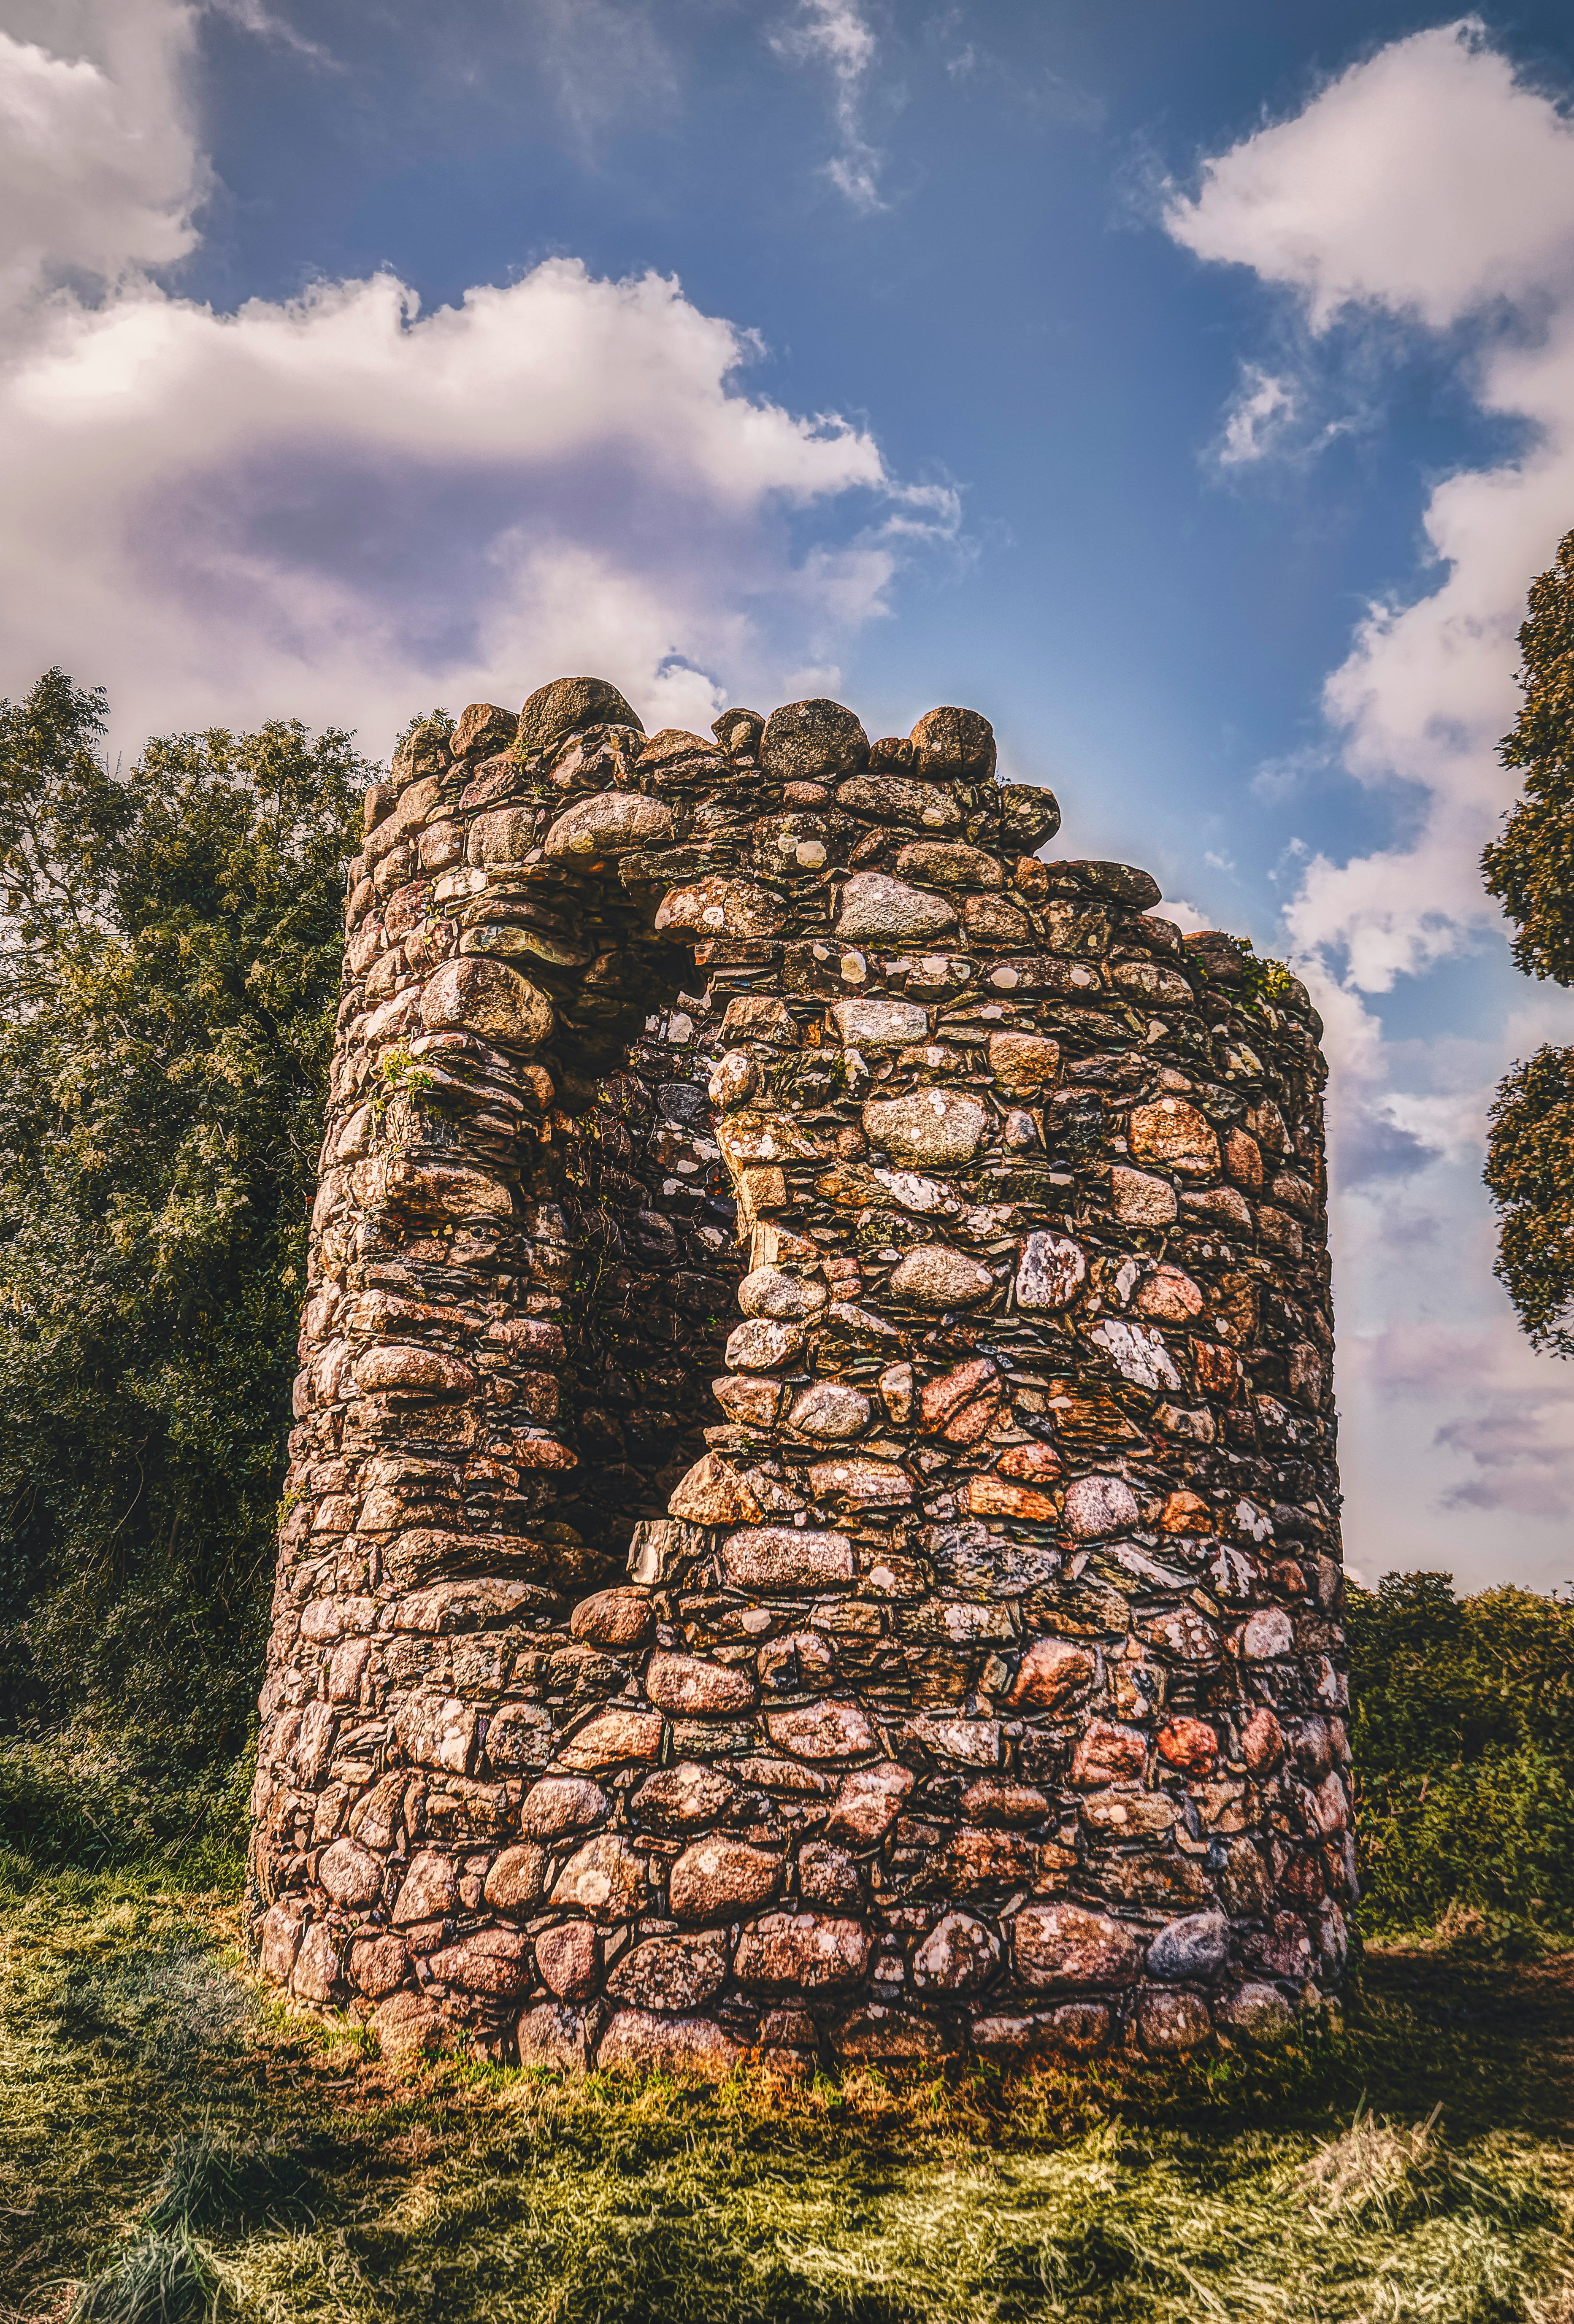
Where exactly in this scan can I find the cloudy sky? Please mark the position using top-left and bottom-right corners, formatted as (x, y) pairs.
(6, 0), (1574, 1590)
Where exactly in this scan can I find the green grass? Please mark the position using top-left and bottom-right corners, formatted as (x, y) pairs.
(2, 1850), (1571, 2324)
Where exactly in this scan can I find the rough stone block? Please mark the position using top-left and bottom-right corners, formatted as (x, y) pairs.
(1013, 1904), (1143, 1990)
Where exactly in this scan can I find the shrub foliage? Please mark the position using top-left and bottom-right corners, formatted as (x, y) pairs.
(1349, 1569), (1574, 1934)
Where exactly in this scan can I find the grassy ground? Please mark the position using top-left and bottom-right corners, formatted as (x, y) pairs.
(3, 1853), (1572, 2323)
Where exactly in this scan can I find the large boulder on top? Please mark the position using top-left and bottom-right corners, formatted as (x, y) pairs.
(760, 699), (868, 784)
(452, 702), (519, 759)
(909, 705), (997, 781)
(517, 677), (644, 759)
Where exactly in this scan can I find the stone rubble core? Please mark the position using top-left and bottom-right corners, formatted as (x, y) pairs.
(249, 679), (1350, 2075)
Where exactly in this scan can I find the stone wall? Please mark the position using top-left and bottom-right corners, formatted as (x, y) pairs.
(249, 678), (1350, 2072)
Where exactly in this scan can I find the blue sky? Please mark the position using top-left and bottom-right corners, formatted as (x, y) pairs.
(5, 0), (1574, 1588)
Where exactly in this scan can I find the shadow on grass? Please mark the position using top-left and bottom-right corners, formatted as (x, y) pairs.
(52, 1942), (252, 2072)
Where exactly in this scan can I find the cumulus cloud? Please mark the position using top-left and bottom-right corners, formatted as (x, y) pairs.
(0, 1), (954, 762)
(1166, 19), (1574, 1562)
(0, 0), (203, 311)
(1306, 949), (1574, 1567)
(1169, 20), (1574, 333)
(770, 0), (887, 211)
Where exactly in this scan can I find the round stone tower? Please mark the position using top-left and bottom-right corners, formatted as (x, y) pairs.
(249, 681), (1350, 2070)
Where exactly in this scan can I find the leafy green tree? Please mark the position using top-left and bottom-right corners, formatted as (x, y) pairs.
(0, 670), (365, 1851)
(1482, 527), (1574, 1352)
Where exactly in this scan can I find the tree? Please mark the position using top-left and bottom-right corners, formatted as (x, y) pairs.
(0, 671), (365, 1824)
(1482, 528), (1574, 1354)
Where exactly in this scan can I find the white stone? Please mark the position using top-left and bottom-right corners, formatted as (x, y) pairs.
(319, 1838), (382, 1908)
(1110, 1166), (1177, 1225)
(1155, 1404), (1216, 1443)
(1240, 1608), (1295, 1661)
(806, 1456), (911, 1505)
(863, 1087), (989, 1169)
(787, 1381), (873, 1440)
(888, 1245), (995, 1310)
(654, 877), (786, 939)
(421, 957), (552, 1049)
(834, 873), (956, 942)
(1015, 1232), (1086, 1310)
(871, 1169), (964, 1216)
(906, 1715), (1001, 1766)
(725, 1318), (807, 1371)
(912, 1913), (999, 1992)
(1090, 1319), (1182, 1392)
(721, 1527), (855, 1589)
(738, 1267), (828, 1321)
(830, 998), (930, 1051)
(709, 1051), (757, 1108)
(543, 790), (676, 859)
(392, 1693), (474, 1774)
(1215, 1982), (1293, 2042)
(334, 1104), (376, 1162)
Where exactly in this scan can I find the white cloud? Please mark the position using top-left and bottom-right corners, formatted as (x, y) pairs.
(1299, 952), (1574, 1580)
(2, 263), (955, 751)
(206, 0), (335, 66)
(770, 0), (887, 211)
(1217, 365), (1298, 467)
(1168, 19), (1574, 333)
(1166, 20), (1574, 1570)
(1343, 1311), (1574, 1550)
(0, 0), (203, 312)
(0, 2), (955, 762)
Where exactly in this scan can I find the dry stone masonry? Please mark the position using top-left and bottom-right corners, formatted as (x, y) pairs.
(249, 679), (1350, 2073)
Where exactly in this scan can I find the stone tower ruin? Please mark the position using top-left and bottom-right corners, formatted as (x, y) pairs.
(249, 679), (1350, 2071)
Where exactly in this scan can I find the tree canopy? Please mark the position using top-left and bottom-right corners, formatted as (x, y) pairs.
(1482, 527), (1574, 1354)
(0, 670), (364, 1822)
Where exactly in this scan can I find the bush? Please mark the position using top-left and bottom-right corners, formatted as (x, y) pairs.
(1348, 1570), (1574, 1937)
(0, 1717), (252, 1877)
